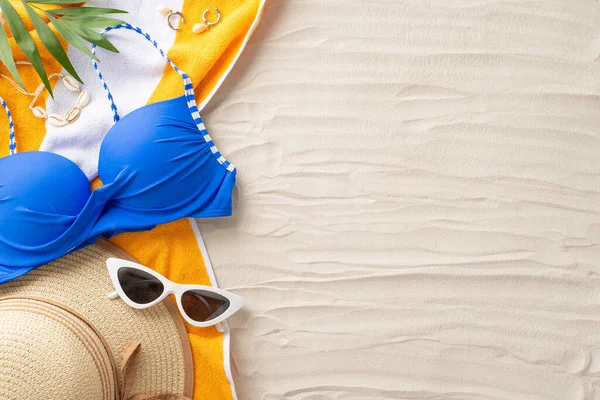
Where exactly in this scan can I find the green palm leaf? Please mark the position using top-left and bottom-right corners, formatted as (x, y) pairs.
(46, 7), (127, 16)
(0, 1), (127, 94)
(45, 12), (98, 61)
(23, 1), (82, 83)
(0, 20), (25, 88)
(61, 18), (118, 52)
(27, 0), (85, 4)
(62, 16), (126, 29)
(0, 0), (52, 94)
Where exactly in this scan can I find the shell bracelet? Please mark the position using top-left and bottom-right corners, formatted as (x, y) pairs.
(0, 63), (89, 128)
(30, 74), (90, 127)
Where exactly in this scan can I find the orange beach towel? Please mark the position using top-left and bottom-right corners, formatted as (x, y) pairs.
(0, 1), (265, 398)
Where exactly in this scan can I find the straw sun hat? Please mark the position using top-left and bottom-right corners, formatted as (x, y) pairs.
(0, 239), (194, 400)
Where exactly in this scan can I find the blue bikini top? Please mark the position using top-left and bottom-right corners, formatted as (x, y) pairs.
(0, 25), (236, 284)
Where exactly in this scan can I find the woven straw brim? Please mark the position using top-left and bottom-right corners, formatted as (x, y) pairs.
(0, 297), (117, 399)
(0, 240), (193, 397)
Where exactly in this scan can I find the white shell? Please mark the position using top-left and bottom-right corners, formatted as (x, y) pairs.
(63, 75), (80, 92)
(65, 107), (81, 123)
(48, 114), (67, 127)
(157, 5), (171, 15)
(31, 106), (47, 119)
(77, 90), (90, 108)
(192, 23), (208, 34)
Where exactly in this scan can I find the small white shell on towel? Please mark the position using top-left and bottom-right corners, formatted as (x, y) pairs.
(65, 107), (81, 123)
(31, 106), (47, 119)
(192, 23), (208, 34)
(77, 90), (90, 108)
(157, 5), (171, 15)
(63, 75), (80, 92)
(48, 114), (67, 127)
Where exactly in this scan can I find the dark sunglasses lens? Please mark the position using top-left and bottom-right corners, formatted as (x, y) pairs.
(117, 267), (164, 305)
(181, 290), (230, 322)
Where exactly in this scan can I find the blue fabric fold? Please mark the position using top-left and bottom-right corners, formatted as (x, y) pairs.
(0, 96), (235, 283)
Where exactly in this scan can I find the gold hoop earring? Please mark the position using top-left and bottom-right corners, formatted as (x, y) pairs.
(192, 8), (222, 34)
(158, 5), (185, 31)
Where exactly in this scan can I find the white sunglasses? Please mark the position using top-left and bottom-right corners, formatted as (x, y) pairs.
(106, 258), (244, 328)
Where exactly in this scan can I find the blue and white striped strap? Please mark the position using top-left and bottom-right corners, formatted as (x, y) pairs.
(0, 97), (16, 155)
(91, 24), (235, 172)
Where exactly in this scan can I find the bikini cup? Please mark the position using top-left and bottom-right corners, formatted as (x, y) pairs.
(0, 25), (236, 283)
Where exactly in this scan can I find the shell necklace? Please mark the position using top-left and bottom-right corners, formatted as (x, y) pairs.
(0, 62), (90, 127)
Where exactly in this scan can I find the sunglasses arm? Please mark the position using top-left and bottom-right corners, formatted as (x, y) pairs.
(107, 291), (120, 300)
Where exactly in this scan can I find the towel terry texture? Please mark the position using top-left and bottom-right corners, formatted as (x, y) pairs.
(0, 1), (266, 399)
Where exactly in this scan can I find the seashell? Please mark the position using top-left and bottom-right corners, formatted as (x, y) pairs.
(65, 107), (81, 123)
(31, 106), (47, 119)
(62, 75), (80, 92)
(192, 23), (208, 34)
(48, 114), (67, 127)
(77, 90), (90, 108)
(157, 5), (171, 15)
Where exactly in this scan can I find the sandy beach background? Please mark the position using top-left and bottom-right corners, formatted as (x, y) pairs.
(200, 1), (600, 398)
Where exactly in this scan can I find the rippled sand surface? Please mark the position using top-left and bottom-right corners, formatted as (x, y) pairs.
(200, 1), (600, 398)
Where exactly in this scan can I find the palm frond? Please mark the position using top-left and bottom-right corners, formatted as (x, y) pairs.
(0, 1), (127, 95)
